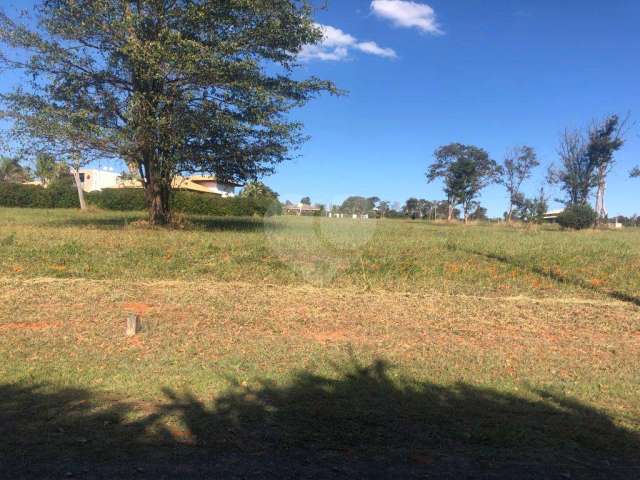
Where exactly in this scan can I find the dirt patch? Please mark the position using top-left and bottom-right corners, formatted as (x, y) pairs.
(121, 302), (153, 315)
(305, 329), (359, 344)
(126, 336), (145, 348)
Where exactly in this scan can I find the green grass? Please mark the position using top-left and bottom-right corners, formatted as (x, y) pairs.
(2, 207), (639, 300)
(0, 207), (639, 475)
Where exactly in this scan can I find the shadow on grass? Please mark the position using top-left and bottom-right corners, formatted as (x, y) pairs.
(49, 214), (271, 232)
(460, 246), (640, 307)
(1, 359), (638, 478)
(188, 216), (267, 232)
(49, 214), (145, 229)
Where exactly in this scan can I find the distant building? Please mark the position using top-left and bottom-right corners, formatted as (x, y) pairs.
(610, 221), (624, 229)
(283, 203), (322, 216)
(169, 176), (239, 197)
(76, 168), (239, 197)
(77, 169), (121, 192)
(326, 211), (369, 219)
(543, 209), (564, 222)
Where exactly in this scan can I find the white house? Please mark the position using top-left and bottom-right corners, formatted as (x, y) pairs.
(282, 203), (322, 216)
(78, 168), (121, 192)
(543, 209), (564, 222)
(170, 176), (239, 197)
(77, 169), (238, 197)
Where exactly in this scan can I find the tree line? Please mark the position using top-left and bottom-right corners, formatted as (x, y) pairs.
(425, 114), (631, 226)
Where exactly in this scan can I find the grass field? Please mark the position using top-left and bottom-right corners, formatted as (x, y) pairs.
(1, 208), (639, 478)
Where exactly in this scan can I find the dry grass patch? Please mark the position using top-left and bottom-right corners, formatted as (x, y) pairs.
(0, 277), (639, 476)
(1, 278), (638, 415)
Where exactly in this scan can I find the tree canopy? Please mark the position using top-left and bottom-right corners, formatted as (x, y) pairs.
(587, 115), (625, 223)
(339, 196), (379, 215)
(549, 115), (625, 212)
(548, 130), (592, 206)
(427, 144), (500, 222)
(240, 181), (279, 200)
(0, 0), (338, 223)
(402, 198), (457, 220)
(468, 204), (488, 221)
(511, 188), (548, 224)
(500, 145), (539, 223)
(34, 152), (61, 186)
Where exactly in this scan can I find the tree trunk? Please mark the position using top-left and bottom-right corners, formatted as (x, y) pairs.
(463, 201), (471, 224)
(138, 144), (173, 225)
(144, 161), (172, 225)
(146, 181), (171, 225)
(595, 166), (607, 226)
(447, 204), (453, 222)
(506, 203), (513, 223)
(70, 167), (87, 210)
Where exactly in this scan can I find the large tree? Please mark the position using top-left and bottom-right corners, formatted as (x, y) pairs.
(547, 129), (594, 207)
(427, 144), (500, 223)
(376, 200), (390, 218)
(548, 116), (625, 215)
(402, 198), (452, 220)
(403, 197), (421, 218)
(0, 1), (337, 224)
(586, 115), (625, 225)
(500, 145), (539, 223)
(339, 196), (379, 215)
(2, 100), (97, 208)
(468, 203), (488, 221)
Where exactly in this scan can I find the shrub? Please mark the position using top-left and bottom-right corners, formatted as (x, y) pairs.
(0, 183), (48, 208)
(172, 191), (281, 216)
(46, 176), (81, 208)
(88, 188), (281, 216)
(0, 182), (281, 216)
(0, 179), (79, 208)
(557, 204), (597, 230)
(86, 188), (146, 211)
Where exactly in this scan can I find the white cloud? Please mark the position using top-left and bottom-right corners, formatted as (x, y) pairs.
(299, 23), (397, 61)
(319, 24), (358, 48)
(371, 0), (443, 34)
(299, 44), (349, 62)
(354, 41), (397, 58)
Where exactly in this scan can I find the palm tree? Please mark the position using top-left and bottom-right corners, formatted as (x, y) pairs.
(0, 157), (30, 183)
(240, 181), (278, 199)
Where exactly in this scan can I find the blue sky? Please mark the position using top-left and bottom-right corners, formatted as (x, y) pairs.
(279, 0), (640, 215)
(2, 0), (639, 216)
